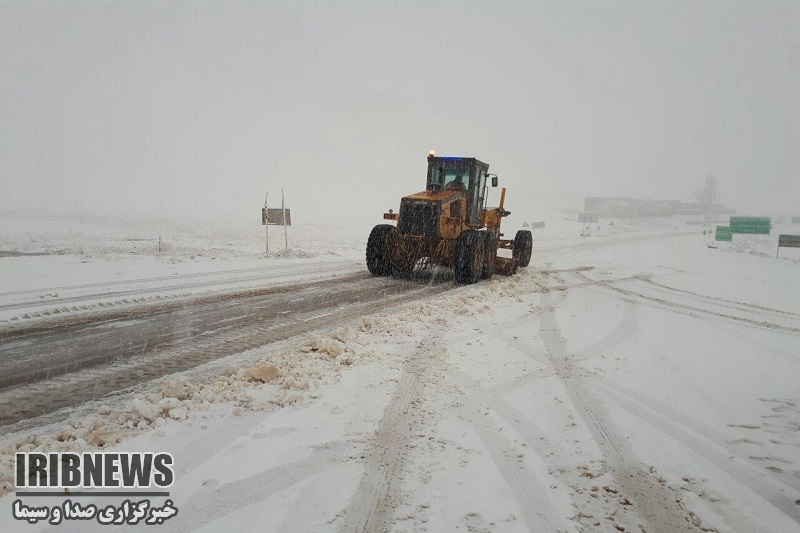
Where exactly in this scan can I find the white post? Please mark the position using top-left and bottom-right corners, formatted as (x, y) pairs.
(282, 187), (288, 249)
(264, 192), (269, 253)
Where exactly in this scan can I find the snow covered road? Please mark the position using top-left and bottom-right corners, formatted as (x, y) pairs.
(0, 272), (458, 429)
(2, 229), (799, 532)
(0, 256), (363, 322)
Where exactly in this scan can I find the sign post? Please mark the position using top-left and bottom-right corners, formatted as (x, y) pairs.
(262, 192), (292, 251)
(262, 192), (269, 253)
(282, 188), (288, 249)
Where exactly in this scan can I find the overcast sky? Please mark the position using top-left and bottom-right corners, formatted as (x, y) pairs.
(1, 1), (797, 226)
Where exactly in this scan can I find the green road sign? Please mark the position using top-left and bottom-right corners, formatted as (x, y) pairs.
(792, 217), (800, 224)
(729, 216), (771, 235)
(715, 226), (732, 241)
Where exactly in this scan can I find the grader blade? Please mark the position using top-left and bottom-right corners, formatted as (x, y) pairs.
(494, 257), (518, 276)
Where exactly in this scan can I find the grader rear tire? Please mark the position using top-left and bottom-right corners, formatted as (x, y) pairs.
(454, 230), (485, 284)
(481, 232), (498, 280)
(366, 224), (395, 276)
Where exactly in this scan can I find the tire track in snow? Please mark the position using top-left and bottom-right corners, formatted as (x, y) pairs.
(0, 275), (390, 388)
(0, 272), (372, 339)
(463, 316), (552, 367)
(0, 262), (361, 313)
(35, 409), (302, 533)
(555, 269), (800, 528)
(640, 278), (800, 319)
(598, 378), (800, 524)
(338, 332), (443, 533)
(459, 394), (564, 532)
(573, 272), (800, 336)
(339, 322), (564, 532)
(575, 299), (640, 362)
(538, 286), (699, 532)
(449, 366), (567, 532)
(156, 444), (350, 533)
(457, 267), (760, 531)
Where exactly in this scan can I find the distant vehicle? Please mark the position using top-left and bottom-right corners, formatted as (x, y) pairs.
(367, 151), (532, 284)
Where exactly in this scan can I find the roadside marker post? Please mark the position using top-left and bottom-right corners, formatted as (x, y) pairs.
(262, 192), (269, 253)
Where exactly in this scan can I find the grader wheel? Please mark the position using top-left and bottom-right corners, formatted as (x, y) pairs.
(454, 230), (485, 284)
(512, 230), (533, 267)
(366, 224), (395, 276)
(481, 232), (498, 280)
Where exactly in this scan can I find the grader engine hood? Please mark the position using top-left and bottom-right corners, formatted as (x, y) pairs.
(405, 189), (463, 203)
(396, 189), (463, 238)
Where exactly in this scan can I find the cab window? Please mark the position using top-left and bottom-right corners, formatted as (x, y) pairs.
(428, 164), (472, 189)
(441, 170), (470, 189)
(474, 169), (486, 207)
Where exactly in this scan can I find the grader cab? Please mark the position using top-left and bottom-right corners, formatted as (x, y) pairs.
(366, 152), (532, 284)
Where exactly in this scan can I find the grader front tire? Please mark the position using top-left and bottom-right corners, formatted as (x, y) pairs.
(512, 230), (533, 268)
(366, 224), (395, 276)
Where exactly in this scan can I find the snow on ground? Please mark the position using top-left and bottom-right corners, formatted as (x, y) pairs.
(0, 210), (366, 259)
(0, 205), (684, 325)
(0, 211), (367, 324)
(1, 213), (799, 532)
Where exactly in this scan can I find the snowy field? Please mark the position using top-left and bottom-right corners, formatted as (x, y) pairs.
(0, 211), (367, 325)
(1, 212), (799, 532)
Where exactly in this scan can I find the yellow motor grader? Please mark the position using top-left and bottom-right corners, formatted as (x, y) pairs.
(366, 151), (532, 284)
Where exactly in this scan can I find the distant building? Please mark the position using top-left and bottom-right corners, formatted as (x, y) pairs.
(584, 197), (735, 218)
